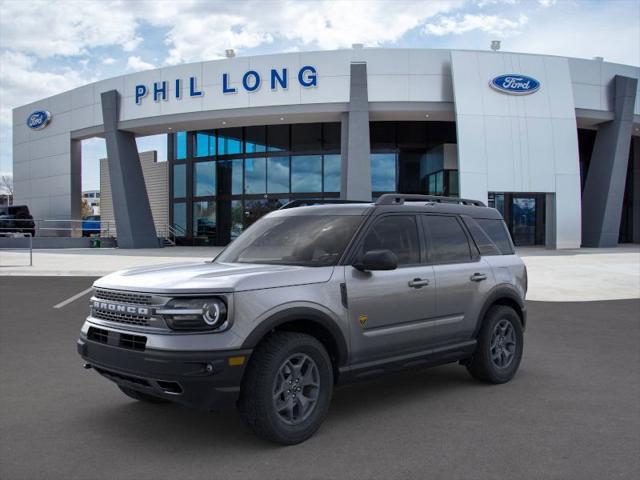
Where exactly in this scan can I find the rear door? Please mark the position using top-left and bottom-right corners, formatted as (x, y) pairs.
(345, 214), (437, 363)
(421, 214), (495, 345)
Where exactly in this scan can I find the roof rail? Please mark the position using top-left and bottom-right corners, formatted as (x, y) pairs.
(375, 194), (486, 207)
(279, 199), (370, 210)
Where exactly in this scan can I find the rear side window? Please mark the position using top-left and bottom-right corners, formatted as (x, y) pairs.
(422, 215), (472, 264)
(476, 218), (515, 255)
(462, 217), (501, 256)
(360, 215), (420, 265)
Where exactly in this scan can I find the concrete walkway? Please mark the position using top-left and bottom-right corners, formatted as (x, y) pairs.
(1, 244), (638, 302)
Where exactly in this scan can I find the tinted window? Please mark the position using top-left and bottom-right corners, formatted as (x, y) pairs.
(323, 154), (341, 192)
(268, 124), (289, 152)
(217, 215), (362, 267)
(193, 201), (216, 237)
(423, 215), (472, 264)
(267, 156), (289, 193)
(218, 160), (243, 195)
(244, 158), (266, 194)
(323, 123), (341, 150)
(291, 155), (322, 193)
(194, 161), (216, 196)
(174, 131), (187, 160)
(371, 153), (396, 192)
(217, 128), (242, 155)
(360, 215), (420, 265)
(194, 131), (215, 157)
(173, 164), (186, 198)
(292, 123), (322, 151)
(245, 126), (267, 153)
(476, 218), (514, 254)
(462, 217), (500, 256)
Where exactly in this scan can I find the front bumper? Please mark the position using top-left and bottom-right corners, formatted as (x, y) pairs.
(77, 337), (252, 411)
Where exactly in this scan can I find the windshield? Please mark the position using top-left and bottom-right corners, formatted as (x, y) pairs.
(216, 215), (362, 267)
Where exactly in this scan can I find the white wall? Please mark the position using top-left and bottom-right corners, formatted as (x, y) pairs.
(451, 51), (582, 248)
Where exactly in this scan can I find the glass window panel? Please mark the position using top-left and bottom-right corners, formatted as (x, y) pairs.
(173, 202), (186, 235)
(447, 170), (459, 197)
(291, 155), (322, 193)
(217, 127), (242, 155)
(173, 164), (186, 198)
(218, 159), (243, 195)
(193, 201), (216, 237)
(292, 123), (322, 152)
(476, 218), (514, 255)
(370, 153), (396, 192)
(323, 123), (341, 151)
(245, 126), (267, 153)
(230, 200), (244, 240)
(267, 156), (289, 193)
(194, 131), (215, 157)
(244, 158), (266, 194)
(397, 121), (426, 148)
(360, 215), (420, 265)
(268, 124), (289, 152)
(423, 215), (471, 264)
(370, 122), (396, 150)
(323, 154), (341, 193)
(194, 161), (216, 197)
(174, 131), (187, 160)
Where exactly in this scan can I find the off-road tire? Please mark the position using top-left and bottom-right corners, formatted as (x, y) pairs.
(466, 305), (523, 384)
(118, 385), (168, 404)
(239, 331), (334, 445)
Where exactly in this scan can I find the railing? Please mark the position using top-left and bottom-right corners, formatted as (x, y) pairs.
(0, 232), (33, 266)
(163, 223), (187, 246)
(0, 218), (116, 237)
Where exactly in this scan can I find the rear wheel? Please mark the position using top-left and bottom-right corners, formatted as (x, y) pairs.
(466, 305), (523, 384)
(118, 385), (168, 404)
(239, 332), (333, 445)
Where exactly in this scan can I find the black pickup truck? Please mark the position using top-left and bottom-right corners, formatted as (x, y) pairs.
(0, 205), (36, 237)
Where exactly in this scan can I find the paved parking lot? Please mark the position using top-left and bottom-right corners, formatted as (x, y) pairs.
(1, 277), (639, 480)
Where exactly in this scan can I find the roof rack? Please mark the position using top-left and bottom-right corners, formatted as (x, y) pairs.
(279, 199), (370, 210)
(375, 194), (486, 207)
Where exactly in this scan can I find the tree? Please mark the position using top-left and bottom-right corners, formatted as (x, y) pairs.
(81, 199), (92, 218)
(0, 175), (13, 197)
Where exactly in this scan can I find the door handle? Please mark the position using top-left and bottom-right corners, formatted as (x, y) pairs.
(408, 278), (430, 288)
(470, 272), (488, 282)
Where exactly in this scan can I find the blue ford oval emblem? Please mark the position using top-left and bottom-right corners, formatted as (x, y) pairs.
(26, 110), (52, 130)
(490, 74), (540, 95)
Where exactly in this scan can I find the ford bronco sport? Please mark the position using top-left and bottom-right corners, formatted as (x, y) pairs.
(78, 194), (527, 445)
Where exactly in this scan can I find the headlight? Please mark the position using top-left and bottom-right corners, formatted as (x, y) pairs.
(157, 298), (228, 331)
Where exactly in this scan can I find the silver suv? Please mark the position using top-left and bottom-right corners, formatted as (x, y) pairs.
(77, 194), (527, 444)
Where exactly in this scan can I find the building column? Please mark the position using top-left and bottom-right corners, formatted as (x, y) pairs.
(582, 75), (638, 247)
(340, 62), (372, 201)
(632, 136), (640, 243)
(101, 90), (159, 248)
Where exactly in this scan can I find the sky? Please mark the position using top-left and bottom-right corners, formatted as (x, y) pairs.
(0, 0), (639, 192)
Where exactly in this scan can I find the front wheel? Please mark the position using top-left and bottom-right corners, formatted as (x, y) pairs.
(466, 305), (523, 384)
(239, 332), (334, 445)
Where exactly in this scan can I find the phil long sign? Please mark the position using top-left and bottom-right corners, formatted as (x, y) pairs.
(135, 65), (318, 105)
(490, 74), (541, 95)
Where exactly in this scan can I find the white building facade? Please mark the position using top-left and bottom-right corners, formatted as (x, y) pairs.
(11, 48), (640, 248)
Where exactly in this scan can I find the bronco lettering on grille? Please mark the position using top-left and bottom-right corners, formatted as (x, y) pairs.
(92, 301), (149, 316)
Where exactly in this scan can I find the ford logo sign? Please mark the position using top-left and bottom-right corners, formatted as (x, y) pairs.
(490, 74), (540, 95)
(26, 110), (52, 130)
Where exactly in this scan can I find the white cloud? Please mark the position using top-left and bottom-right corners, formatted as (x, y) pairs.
(538, 0), (557, 7)
(126, 55), (155, 72)
(0, 0), (142, 58)
(424, 13), (529, 37)
(102, 57), (116, 65)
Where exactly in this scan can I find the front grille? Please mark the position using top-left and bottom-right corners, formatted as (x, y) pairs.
(93, 366), (150, 387)
(93, 309), (150, 326)
(87, 326), (108, 344)
(94, 289), (152, 305)
(119, 333), (147, 351)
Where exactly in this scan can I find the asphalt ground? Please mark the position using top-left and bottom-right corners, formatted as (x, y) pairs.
(0, 277), (638, 480)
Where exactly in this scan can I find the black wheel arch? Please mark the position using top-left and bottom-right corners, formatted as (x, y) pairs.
(474, 285), (527, 337)
(241, 307), (349, 376)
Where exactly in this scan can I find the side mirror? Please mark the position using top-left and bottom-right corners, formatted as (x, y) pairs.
(353, 249), (398, 272)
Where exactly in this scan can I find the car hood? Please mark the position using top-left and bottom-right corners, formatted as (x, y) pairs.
(94, 261), (335, 294)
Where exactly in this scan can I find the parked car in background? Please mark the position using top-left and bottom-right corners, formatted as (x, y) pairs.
(82, 215), (101, 237)
(0, 205), (35, 237)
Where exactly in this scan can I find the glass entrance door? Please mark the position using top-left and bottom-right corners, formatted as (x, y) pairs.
(511, 196), (537, 246)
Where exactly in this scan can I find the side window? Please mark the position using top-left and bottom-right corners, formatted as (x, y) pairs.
(476, 218), (515, 255)
(423, 215), (472, 264)
(359, 215), (420, 265)
(462, 217), (501, 256)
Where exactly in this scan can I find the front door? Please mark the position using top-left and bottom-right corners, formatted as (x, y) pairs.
(511, 196), (537, 246)
(345, 214), (437, 363)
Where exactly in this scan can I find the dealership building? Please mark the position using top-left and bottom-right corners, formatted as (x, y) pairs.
(11, 47), (640, 248)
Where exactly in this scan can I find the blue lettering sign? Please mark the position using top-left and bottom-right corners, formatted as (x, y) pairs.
(298, 66), (317, 87)
(135, 85), (148, 104)
(270, 68), (287, 90)
(222, 73), (237, 94)
(189, 76), (203, 97)
(153, 81), (167, 102)
(242, 70), (261, 92)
